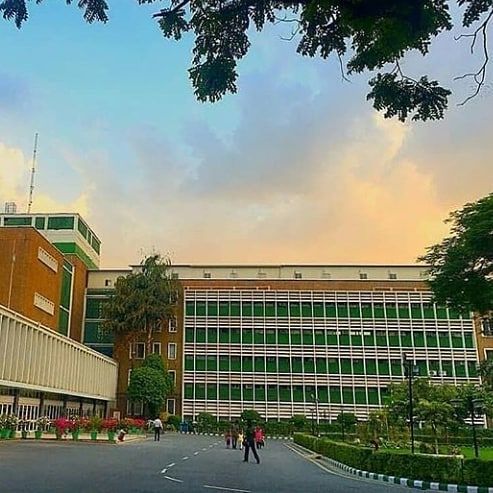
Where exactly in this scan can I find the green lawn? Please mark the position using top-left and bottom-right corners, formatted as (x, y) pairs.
(460, 447), (493, 460)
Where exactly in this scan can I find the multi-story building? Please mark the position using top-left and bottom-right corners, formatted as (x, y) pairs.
(0, 212), (101, 341)
(83, 264), (483, 422)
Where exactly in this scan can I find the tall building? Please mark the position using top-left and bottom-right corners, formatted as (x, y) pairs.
(83, 264), (486, 422)
(0, 212), (101, 341)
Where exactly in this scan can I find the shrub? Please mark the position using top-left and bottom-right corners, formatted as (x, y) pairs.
(167, 415), (181, 431)
(463, 459), (493, 487)
(294, 433), (464, 484)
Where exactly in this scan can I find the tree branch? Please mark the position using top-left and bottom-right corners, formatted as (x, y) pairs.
(454, 9), (493, 106)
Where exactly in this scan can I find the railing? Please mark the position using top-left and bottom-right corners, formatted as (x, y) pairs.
(0, 304), (117, 401)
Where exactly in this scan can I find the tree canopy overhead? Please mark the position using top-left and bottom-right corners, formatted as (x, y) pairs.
(3, 1), (493, 122)
(420, 192), (493, 316)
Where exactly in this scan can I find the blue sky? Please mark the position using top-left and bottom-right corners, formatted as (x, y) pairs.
(0, 1), (492, 267)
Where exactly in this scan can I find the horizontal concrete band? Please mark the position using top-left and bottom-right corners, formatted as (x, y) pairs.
(325, 457), (493, 493)
(179, 431), (293, 440)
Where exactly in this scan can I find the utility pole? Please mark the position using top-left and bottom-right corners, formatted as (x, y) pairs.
(403, 354), (417, 454)
(27, 133), (38, 213)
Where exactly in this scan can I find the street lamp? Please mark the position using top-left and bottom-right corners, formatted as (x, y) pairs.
(310, 392), (320, 437)
(340, 409), (345, 442)
(451, 395), (484, 458)
(310, 408), (315, 436)
(402, 354), (419, 454)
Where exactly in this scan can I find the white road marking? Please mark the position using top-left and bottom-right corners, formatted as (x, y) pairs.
(202, 448), (207, 451)
(203, 485), (251, 493)
(160, 468), (167, 474)
(182, 456), (189, 460)
(167, 463), (175, 468)
(194, 451), (200, 455)
(164, 476), (183, 483)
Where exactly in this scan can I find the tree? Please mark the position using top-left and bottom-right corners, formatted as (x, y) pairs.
(289, 414), (308, 432)
(3, 1), (493, 121)
(196, 411), (217, 433)
(240, 409), (262, 424)
(415, 399), (455, 454)
(479, 359), (493, 391)
(420, 193), (493, 316)
(102, 254), (181, 355)
(127, 354), (174, 418)
(336, 412), (357, 430)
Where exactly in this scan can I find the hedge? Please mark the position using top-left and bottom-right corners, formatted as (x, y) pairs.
(293, 433), (492, 486)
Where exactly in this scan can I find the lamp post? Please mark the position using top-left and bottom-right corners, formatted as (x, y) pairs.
(340, 409), (345, 442)
(402, 354), (418, 454)
(310, 408), (315, 436)
(310, 392), (320, 437)
(452, 395), (484, 458)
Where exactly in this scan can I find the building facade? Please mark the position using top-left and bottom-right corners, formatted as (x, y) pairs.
(0, 212), (101, 341)
(83, 264), (483, 422)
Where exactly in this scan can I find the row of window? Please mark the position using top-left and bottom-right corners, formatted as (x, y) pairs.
(185, 327), (475, 348)
(184, 383), (386, 405)
(130, 342), (177, 360)
(185, 300), (468, 320)
(184, 355), (478, 377)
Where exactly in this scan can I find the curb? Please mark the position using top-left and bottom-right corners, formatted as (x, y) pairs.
(323, 456), (493, 493)
(179, 431), (293, 440)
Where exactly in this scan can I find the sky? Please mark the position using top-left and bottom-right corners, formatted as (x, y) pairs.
(0, 1), (492, 268)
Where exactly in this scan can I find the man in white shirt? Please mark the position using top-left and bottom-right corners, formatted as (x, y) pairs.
(153, 417), (163, 441)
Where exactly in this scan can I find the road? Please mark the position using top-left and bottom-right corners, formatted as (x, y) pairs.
(0, 434), (416, 492)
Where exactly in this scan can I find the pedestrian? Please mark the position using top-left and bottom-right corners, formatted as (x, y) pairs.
(225, 429), (232, 448)
(231, 423), (239, 449)
(153, 416), (163, 442)
(243, 420), (260, 464)
(238, 431), (244, 450)
(255, 426), (264, 450)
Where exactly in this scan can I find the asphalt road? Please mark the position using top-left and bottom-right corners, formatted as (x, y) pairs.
(0, 434), (417, 493)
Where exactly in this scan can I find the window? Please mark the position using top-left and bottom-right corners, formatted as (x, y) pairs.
(168, 317), (177, 332)
(104, 279), (112, 287)
(359, 272), (368, 280)
(388, 272), (397, 280)
(166, 399), (176, 415)
(130, 343), (145, 359)
(168, 343), (177, 360)
(294, 271), (302, 279)
(47, 216), (75, 230)
(168, 370), (176, 385)
(482, 318), (492, 335)
(203, 272), (211, 279)
(152, 342), (161, 355)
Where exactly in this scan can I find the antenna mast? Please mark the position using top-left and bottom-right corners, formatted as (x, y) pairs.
(27, 133), (38, 213)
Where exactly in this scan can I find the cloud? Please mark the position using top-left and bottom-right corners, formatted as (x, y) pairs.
(0, 141), (88, 216)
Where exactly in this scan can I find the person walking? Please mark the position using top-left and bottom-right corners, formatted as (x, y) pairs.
(231, 422), (239, 449)
(153, 416), (163, 442)
(238, 431), (244, 450)
(243, 420), (260, 464)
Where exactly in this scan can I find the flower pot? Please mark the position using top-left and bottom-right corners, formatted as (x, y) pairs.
(107, 431), (116, 442)
(55, 431), (63, 440)
(90, 431), (98, 441)
(9, 429), (17, 439)
(35, 430), (43, 439)
(71, 431), (80, 441)
(21, 430), (28, 439)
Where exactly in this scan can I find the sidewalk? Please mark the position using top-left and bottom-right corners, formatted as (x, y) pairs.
(2, 432), (148, 444)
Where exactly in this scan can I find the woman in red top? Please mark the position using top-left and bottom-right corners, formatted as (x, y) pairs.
(254, 426), (264, 449)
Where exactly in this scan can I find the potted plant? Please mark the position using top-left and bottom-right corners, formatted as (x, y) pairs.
(35, 416), (50, 439)
(0, 414), (8, 439)
(19, 419), (29, 439)
(69, 416), (81, 441)
(53, 417), (70, 439)
(102, 418), (118, 442)
(89, 416), (102, 440)
(6, 415), (19, 439)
